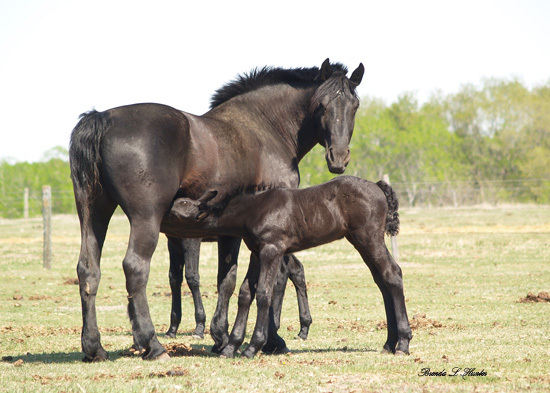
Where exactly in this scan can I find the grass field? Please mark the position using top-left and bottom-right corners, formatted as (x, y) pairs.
(1, 206), (549, 392)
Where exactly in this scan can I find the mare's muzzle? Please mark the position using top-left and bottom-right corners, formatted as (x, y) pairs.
(325, 145), (350, 174)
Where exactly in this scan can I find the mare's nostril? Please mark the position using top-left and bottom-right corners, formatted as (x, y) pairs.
(328, 147), (335, 162)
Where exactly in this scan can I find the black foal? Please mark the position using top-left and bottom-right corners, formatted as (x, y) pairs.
(168, 176), (412, 358)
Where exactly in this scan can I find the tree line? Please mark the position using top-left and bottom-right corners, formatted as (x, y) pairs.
(300, 77), (550, 206)
(1, 77), (549, 217)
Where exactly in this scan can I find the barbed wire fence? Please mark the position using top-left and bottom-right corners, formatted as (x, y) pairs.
(387, 179), (550, 208)
(0, 187), (76, 218)
(1, 179), (549, 219)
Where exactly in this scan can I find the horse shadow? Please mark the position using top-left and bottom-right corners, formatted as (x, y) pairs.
(2, 343), (379, 364)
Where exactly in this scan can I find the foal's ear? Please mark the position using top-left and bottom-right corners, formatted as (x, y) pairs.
(319, 58), (333, 81)
(195, 211), (209, 222)
(349, 63), (364, 88)
(198, 190), (218, 203)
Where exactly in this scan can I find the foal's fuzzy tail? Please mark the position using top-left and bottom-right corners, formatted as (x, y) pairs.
(69, 110), (110, 200)
(376, 180), (400, 236)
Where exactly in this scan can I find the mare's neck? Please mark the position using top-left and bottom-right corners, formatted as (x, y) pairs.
(212, 85), (320, 161)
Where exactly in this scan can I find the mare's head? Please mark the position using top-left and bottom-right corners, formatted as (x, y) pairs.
(312, 59), (364, 174)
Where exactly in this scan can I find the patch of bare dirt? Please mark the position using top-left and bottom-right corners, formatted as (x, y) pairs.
(163, 342), (213, 357)
(63, 277), (79, 285)
(519, 291), (550, 303)
(121, 342), (212, 358)
(377, 312), (444, 331)
(149, 367), (190, 378)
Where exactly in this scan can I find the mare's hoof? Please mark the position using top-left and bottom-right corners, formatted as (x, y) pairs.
(380, 348), (393, 355)
(82, 355), (108, 363)
(395, 350), (409, 356)
(297, 332), (308, 340)
(165, 331), (177, 339)
(82, 347), (109, 362)
(153, 352), (171, 362)
(192, 333), (204, 340)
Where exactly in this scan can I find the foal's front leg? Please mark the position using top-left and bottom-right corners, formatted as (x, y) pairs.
(210, 236), (241, 353)
(219, 254), (260, 358)
(241, 245), (284, 358)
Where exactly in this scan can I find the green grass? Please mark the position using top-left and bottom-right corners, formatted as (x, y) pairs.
(1, 206), (549, 392)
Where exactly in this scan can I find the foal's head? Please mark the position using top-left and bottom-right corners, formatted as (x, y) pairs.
(311, 59), (364, 174)
(170, 191), (218, 223)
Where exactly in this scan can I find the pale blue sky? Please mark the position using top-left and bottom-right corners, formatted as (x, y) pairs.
(1, 0), (549, 162)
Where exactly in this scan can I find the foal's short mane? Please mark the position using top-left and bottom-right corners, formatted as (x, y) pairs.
(210, 63), (349, 109)
(207, 183), (277, 216)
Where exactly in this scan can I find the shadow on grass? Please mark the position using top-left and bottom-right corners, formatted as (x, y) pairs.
(1, 344), (381, 364)
(284, 346), (379, 355)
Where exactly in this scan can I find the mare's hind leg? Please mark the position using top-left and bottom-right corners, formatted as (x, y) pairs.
(123, 216), (168, 360)
(210, 236), (241, 353)
(75, 191), (117, 362)
(165, 237), (204, 339)
(347, 232), (412, 355)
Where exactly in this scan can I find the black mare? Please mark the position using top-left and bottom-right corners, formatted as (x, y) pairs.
(69, 59), (364, 361)
(166, 176), (413, 358)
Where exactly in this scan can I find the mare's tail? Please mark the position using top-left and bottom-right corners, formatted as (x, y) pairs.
(376, 180), (399, 236)
(69, 110), (110, 200)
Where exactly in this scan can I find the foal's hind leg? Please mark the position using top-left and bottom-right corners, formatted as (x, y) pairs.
(287, 254), (312, 340)
(347, 232), (412, 355)
(75, 191), (117, 362)
(165, 237), (204, 339)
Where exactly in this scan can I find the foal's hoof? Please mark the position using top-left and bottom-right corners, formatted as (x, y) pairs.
(192, 333), (204, 340)
(165, 331), (177, 339)
(241, 348), (257, 359)
(395, 350), (409, 356)
(219, 347), (235, 359)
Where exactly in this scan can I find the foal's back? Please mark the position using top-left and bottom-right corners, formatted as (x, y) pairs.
(249, 176), (389, 252)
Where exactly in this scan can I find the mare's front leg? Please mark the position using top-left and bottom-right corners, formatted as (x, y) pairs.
(241, 245), (284, 358)
(210, 236), (241, 353)
(165, 237), (204, 339)
(124, 217), (168, 360)
(348, 232), (412, 355)
(76, 192), (117, 362)
(220, 253), (260, 358)
(165, 237), (204, 338)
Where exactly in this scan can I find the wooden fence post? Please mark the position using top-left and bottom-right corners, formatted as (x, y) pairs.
(42, 185), (52, 269)
(383, 174), (400, 263)
(23, 187), (29, 218)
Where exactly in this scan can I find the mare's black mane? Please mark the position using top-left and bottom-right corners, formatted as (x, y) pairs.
(210, 63), (349, 109)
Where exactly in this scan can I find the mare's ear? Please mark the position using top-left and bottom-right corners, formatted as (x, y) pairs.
(349, 63), (364, 88)
(319, 58), (333, 81)
(198, 190), (218, 203)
